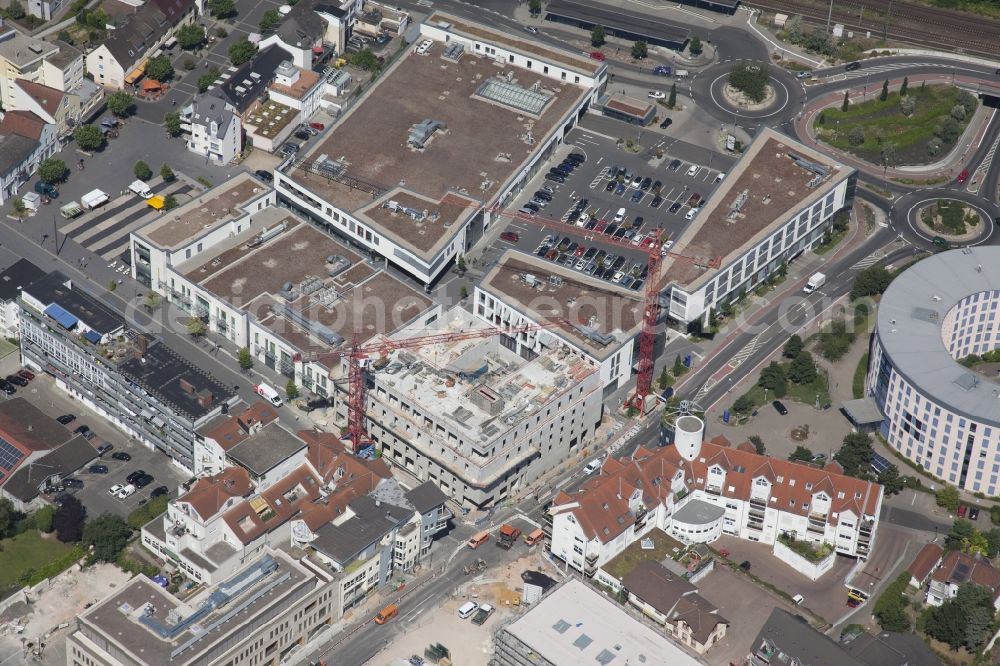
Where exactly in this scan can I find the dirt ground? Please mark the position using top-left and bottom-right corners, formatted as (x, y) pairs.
(378, 553), (554, 666)
(0, 563), (131, 665)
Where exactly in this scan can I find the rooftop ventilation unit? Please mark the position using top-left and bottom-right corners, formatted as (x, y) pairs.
(408, 119), (447, 149)
(788, 152), (830, 177)
(247, 221), (287, 248)
(273, 302), (343, 346)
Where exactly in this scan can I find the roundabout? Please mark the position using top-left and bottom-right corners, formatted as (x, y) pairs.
(894, 189), (999, 248)
(694, 60), (803, 126)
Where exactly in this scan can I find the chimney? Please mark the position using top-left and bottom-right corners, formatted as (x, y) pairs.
(136, 335), (148, 356)
(179, 378), (196, 395)
(197, 390), (214, 408)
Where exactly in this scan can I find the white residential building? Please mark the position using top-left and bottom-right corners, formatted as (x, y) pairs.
(268, 60), (325, 119)
(548, 429), (883, 578)
(180, 92), (242, 164)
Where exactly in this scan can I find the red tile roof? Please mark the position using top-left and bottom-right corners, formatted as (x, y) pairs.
(908, 543), (943, 584)
(931, 550), (1000, 598)
(14, 79), (64, 112)
(223, 464), (322, 544)
(200, 401), (279, 451)
(178, 467), (253, 520)
(553, 440), (882, 543)
(0, 110), (47, 140)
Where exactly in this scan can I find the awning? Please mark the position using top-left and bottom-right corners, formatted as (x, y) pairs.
(249, 496), (269, 513)
(841, 398), (884, 426)
(124, 60), (147, 86)
(147, 195), (165, 209)
(43, 303), (78, 330)
(141, 79), (162, 91)
(83, 330), (101, 344)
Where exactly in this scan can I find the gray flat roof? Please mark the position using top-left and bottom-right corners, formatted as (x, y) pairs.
(501, 579), (701, 665)
(226, 422), (306, 477)
(544, 0), (692, 44)
(875, 247), (1000, 426)
(841, 397), (883, 425)
(672, 498), (725, 525)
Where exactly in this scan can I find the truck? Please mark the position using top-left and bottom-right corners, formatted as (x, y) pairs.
(81, 189), (109, 210)
(496, 523), (521, 549)
(374, 603), (398, 624)
(59, 201), (83, 219)
(471, 603), (495, 625)
(802, 272), (826, 294)
(129, 180), (152, 198)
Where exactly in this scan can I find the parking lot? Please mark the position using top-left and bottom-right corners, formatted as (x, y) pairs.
(12, 375), (187, 517)
(490, 128), (727, 287)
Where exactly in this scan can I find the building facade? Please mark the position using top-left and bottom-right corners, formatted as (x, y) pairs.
(19, 272), (237, 471)
(181, 92), (242, 164)
(548, 430), (882, 577)
(866, 247), (1000, 495)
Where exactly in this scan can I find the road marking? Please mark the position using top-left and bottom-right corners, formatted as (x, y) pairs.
(851, 251), (884, 270)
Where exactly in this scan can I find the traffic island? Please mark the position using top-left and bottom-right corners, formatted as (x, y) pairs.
(915, 199), (984, 242)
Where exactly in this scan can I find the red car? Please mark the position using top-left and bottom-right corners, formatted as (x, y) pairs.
(589, 51), (606, 61)
(309, 122), (325, 131)
(594, 220), (608, 233)
(958, 504), (968, 517)
(957, 169), (969, 184)
(17, 369), (34, 381)
(574, 245), (586, 257)
(499, 231), (520, 242)
(640, 237), (656, 249)
(545, 249), (558, 260)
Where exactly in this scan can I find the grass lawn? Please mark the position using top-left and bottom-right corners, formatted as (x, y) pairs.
(816, 84), (975, 165)
(736, 367), (831, 413)
(0, 531), (74, 594)
(853, 352), (869, 399)
(601, 528), (684, 580)
(813, 227), (848, 255)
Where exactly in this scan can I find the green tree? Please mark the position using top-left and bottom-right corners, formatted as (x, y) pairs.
(126, 495), (169, 530)
(286, 380), (299, 400)
(31, 505), (55, 533)
(145, 55), (173, 82)
(834, 432), (873, 477)
(456, 254), (467, 273)
(347, 48), (379, 71)
(106, 91), (134, 117)
(667, 82), (677, 109)
(143, 292), (161, 310)
(73, 124), (104, 151)
(631, 41), (647, 60)
(925, 583), (994, 650)
(176, 23), (205, 50)
(749, 435), (766, 455)
(731, 393), (755, 415)
(38, 158), (68, 184)
(727, 60), (770, 103)
(208, 0), (235, 18)
(197, 67), (220, 93)
(160, 163), (175, 181)
(672, 354), (685, 376)
(133, 160), (152, 181)
(945, 519), (977, 551)
(83, 513), (131, 562)
(847, 125), (866, 146)
(528, 0), (541, 16)
(784, 14), (803, 42)
(899, 95), (915, 117)
(259, 8), (281, 32)
(10, 196), (27, 219)
(590, 25), (605, 47)
(163, 194), (178, 210)
(873, 573), (911, 632)
(758, 361), (787, 397)
(936, 485), (961, 512)
(238, 347), (252, 370)
(850, 265), (892, 300)
(789, 445), (814, 462)
(657, 366), (670, 390)
(841, 90), (850, 112)
(7, 0), (24, 19)
(0, 497), (16, 537)
(879, 79), (889, 102)
(880, 142), (897, 169)
(689, 35), (702, 54)
(186, 316), (205, 336)
(783, 334), (803, 358)
(228, 39), (256, 66)
(163, 110), (183, 137)
(900, 75), (908, 96)
(53, 495), (86, 542)
(878, 465), (905, 495)
(788, 351), (817, 385)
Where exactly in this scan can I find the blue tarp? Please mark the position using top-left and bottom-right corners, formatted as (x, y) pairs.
(83, 330), (101, 344)
(43, 303), (78, 330)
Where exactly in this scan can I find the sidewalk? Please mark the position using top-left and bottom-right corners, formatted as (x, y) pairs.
(795, 74), (994, 184)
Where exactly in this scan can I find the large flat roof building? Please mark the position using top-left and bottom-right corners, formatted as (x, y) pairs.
(347, 306), (603, 508)
(276, 13), (607, 285)
(662, 128), (855, 325)
(867, 246), (1000, 495)
(492, 578), (703, 666)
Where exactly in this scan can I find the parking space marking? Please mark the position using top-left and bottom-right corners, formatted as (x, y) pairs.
(589, 168), (609, 189)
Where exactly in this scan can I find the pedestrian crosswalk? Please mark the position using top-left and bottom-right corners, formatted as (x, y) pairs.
(728, 332), (762, 370)
(692, 378), (715, 403)
(852, 251), (885, 270)
(60, 179), (194, 261)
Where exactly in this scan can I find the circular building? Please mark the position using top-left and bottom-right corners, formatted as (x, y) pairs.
(868, 247), (1000, 495)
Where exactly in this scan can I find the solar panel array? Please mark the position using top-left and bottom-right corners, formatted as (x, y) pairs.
(0, 436), (24, 471)
(476, 78), (552, 116)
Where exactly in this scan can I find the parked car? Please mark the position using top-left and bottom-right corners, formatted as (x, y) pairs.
(669, 202), (682, 214)
(254, 169), (273, 183)
(89, 464), (109, 474)
(16, 369), (34, 381)
(73, 425), (90, 435)
(650, 196), (663, 208)
(589, 51), (606, 61)
(108, 484), (124, 496)
(126, 470), (146, 484)
(772, 400), (789, 416)
(647, 90), (665, 100)
(309, 122), (325, 131)
(958, 504), (968, 517)
(96, 442), (113, 455)
(0, 381), (15, 395)
(970, 506), (980, 520)
(293, 129), (311, 141)
(6, 375), (26, 387)
(669, 159), (682, 171)
(82, 430), (96, 440)
(660, 117), (673, 129)
(545, 172), (565, 183)
(63, 478), (83, 489)
(499, 231), (520, 242)
(605, 180), (616, 192)
(739, 560), (751, 571)
(630, 190), (643, 203)
(151, 486), (169, 498)
(111, 452), (132, 461)
(134, 474), (154, 489)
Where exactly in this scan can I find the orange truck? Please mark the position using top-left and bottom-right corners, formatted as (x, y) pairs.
(524, 528), (544, 546)
(374, 603), (398, 624)
(496, 523), (522, 549)
(467, 531), (489, 549)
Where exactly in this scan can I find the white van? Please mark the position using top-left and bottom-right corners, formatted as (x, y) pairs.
(255, 383), (283, 407)
(685, 207), (698, 221)
(792, 594), (805, 605)
(458, 601), (479, 619)
(686, 165), (699, 177)
(129, 180), (152, 198)
(613, 207), (626, 223)
(583, 459), (601, 474)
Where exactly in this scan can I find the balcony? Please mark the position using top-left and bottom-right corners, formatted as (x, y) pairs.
(705, 485), (722, 497)
(806, 522), (826, 536)
(585, 551), (598, 563)
(749, 496), (767, 509)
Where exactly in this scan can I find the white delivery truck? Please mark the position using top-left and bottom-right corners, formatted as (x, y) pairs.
(129, 180), (152, 198)
(803, 272), (826, 294)
(81, 188), (109, 210)
(255, 382), (283, 407)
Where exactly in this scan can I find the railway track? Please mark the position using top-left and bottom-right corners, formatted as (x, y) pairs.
(748, 0), (1000, 58)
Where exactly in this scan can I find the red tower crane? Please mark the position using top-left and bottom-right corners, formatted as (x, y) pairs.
(439, 194), (721, 410)
(295, 319), (576, 452)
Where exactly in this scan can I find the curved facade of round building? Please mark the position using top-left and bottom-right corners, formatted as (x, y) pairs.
(867, 247), (1000, 495)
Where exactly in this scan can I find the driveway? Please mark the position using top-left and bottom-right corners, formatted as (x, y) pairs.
(697, 565), (787, 666)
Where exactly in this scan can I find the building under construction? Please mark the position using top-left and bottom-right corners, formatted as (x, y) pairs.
(330, 307), (603, 509)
